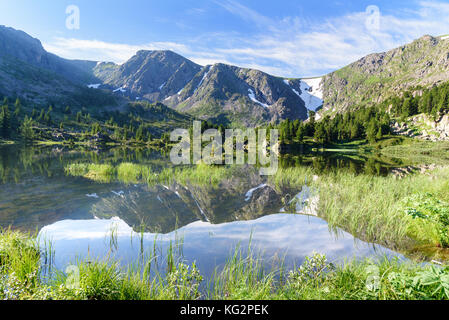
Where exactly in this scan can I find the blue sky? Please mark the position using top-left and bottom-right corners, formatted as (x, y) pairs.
(1, 0), (449, 77)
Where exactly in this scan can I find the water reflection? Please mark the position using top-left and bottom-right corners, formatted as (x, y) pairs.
(39, 214), (403, 279)
(0, 144), (407, 275)
(279, 152), (404, 176)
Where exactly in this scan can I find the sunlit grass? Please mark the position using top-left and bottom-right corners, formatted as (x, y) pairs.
(117, 163), (152, 184)
(2, 230), (449, 300)
(65, 163), (115, 183)
(271, 166), (449, 251)
(65, 161), (237, 187)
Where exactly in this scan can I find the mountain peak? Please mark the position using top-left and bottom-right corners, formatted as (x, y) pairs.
(320, 33), (449, 116)
(0, 25), (45, 59)
(135, 49), (187, 60)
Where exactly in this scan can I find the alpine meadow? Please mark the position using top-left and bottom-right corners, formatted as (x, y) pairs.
(1, 0), (449, 307)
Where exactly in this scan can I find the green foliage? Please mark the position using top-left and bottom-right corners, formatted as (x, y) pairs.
(287, 254), (334, 289)
(386, 81), (449, 118)
(91, 122), (101, 135)
(2, 230), (449, 301)
(276, 106), (390, 146)
(270, 165), (449, 250)
(20, 116), (35, 142)
(401, 193), (449, 247)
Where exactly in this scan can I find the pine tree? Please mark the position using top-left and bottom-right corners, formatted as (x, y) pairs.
(76, 111), (82, 123)
(135, 125), (144, 141)
(314, 122), (327, 145)
(438, 90), (449, 113)
(91, 122), (101, 135)
(296, 126), (305, 142)
(376, 127), (383, 141)
(20, 116), (35, 142)
(350, 122), (363, 140)
(1, 105), (11, 138)
(14, 98), (21, 117)
(366, 120), (378, 143)
(38, 109), (45, 122)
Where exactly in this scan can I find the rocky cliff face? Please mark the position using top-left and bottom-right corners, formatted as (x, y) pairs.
(392, 112), (449, 141)
(94, 50), (202, 101)
(94, 52), (309, 126)
(0, 25), (98, 84)
(164, 63), (308, 126)
(0, 25), (117, 107)
(320, 35), (449, 116)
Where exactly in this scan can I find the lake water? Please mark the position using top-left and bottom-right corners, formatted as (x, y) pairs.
(0, 144), (404, 277)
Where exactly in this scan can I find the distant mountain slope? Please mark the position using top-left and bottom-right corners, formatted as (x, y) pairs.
(164, 63), (309, 126)
(0, 25), (118, 108)
(9, 25), (449, 128)
(93, 50), (202, 101)
(320, 35), (449, 116)
(94, 51), (310, 126)
(0, 26), (319, 125)
(0, 25), (98, 84)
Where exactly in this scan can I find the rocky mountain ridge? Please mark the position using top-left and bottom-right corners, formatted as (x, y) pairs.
(320, 35), (449, 117)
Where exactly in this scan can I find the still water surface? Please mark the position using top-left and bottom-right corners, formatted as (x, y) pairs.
(0, 145), (405, 276)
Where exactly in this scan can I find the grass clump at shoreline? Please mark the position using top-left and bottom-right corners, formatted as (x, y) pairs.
(270, 166), (449, 253)
(65, 161), (238, 187)
(65, 163), (116, 183)
(116, 163), (152, 184)
(380, 140), (449, 165)
(1, 229), (449, 300)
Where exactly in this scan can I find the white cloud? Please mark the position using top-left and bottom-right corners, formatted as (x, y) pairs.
(43, 1), (449, 78)
(213, 0), (274, 28)
(43, 38), (192, 63)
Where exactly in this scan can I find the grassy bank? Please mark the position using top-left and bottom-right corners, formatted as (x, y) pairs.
(65, 162), (240, 187)
(271, 166), (449, 258)
(1, 230), (449, 300)
(380, 140), (449, 165)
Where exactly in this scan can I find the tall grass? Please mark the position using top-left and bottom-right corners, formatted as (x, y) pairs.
(2, 230), (449, 300)
(65, 161), (237, 187)
(65, 163), (116, 183)
(270, 166), (449, 251)
(117, 163), (152, 184)
(381, 140), (449, 165)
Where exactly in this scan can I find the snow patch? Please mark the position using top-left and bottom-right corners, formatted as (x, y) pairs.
(191, 194), (210, 222)
(159, 82), (166, 90)
(245, 184), (267, 202)
(299, 78), (323, 111)
(86, 193), (99, 199)
(195, 66), (211, 93)
(284, 79), (301, 97)
(87, 83), (101, 89)
(248, 89), (270, 108)
(285, 78), (323, 112)
(279, 185), (319, 216)
(113, 87), (126, 93)
(441, 35), (449, 40)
